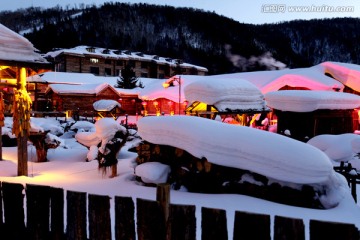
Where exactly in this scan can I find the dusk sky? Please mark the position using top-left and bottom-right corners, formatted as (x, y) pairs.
(0, 0), (359, 24)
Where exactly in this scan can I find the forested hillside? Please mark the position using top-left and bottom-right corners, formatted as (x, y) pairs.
(0, 2), (359, 74)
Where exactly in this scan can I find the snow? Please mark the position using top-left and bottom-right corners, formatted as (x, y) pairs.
(137, 115), (333, 184)
(5, 59), (360, 238)
(135, 162), (171, 184)
(45, 45), (208, 72)
(93, 99), (121, 112)
(321, 61), (360, 92)
(307, 133), (360, 164)
(0, 116), (360, 239)
(47, 82), (117, 95)
(184, 77), (268, 111)
(265, 90), (360, 112)
(0, 23), (48, 64)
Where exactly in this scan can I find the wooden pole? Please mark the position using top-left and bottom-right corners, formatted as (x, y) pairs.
(157, 183), (170, 222)
(157, 183), (171, 240)
(15, 67), (30, 176)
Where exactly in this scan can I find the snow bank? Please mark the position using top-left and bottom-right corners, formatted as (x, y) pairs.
(135, 162), (171, 184)
(307, 133), (360, 163)
(184, 78), (268, 111)
(137, 116), (333, 184)
(75, 118), (127, 149)
(265, 90), (360, 112)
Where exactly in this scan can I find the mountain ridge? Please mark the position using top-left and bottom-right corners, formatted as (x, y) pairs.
(0, 2), (359, 75)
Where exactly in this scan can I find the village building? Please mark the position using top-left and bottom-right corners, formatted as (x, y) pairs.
(44, 45), (208, 78)
(265, 90), (360, 142)
(45, 82), (123, 118)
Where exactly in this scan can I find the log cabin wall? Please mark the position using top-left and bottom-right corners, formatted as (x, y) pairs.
(275, 109), (355, 142)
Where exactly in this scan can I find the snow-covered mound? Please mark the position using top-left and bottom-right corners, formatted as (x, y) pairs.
(135, 162), (171, 184)
(184, 78), (268, 111)
(93, 99), (121, 111)
(265, 90), (360, 112)
(75, 118), (126, 148)
(137, 116), (333, 184)
(70, 121), (96, 132)
(307, 133), (360, 163)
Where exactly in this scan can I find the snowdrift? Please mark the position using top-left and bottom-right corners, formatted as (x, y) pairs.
(137, 115), (333, 184)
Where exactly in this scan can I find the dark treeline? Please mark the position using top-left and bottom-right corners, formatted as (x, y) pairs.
(0, 2), (359, 75)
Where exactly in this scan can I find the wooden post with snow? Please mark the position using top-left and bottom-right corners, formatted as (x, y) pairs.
(13, 67), (31, 176)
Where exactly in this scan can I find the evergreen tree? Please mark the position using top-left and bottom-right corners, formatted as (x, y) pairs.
(115, 64), (142, 89)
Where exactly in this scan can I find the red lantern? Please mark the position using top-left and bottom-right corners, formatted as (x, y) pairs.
(153, 101), (159, 106)
(141, 101), (147, 106)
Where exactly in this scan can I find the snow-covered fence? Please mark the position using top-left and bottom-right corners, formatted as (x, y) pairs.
(0, 181), (359, 240)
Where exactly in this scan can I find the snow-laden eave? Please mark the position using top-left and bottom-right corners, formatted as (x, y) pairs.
(320, 61), (360, 92)
(0, 24), (49, 66)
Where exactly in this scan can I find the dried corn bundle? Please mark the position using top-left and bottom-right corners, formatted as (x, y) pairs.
(12, 89), (32, 137)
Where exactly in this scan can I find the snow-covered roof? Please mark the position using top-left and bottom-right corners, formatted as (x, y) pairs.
(320, 61), (360, 92)
(209, 65), (344, 94)
(27, 71), (158, 96)
(93, 99), (121, 111)
(45, 45), (208, 72)
(0, 23), (48, 65)
(137, 115), (333, 184)
(47, 82), (120, 96)
(265, 90), (360, 112)
(184, 77), (268, 112)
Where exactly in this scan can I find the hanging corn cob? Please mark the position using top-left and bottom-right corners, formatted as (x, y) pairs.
(12, 88), (32, 137)
(0, 92), (4, 127)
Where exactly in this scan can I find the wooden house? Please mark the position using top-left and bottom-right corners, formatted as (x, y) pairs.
(265, 90), (360, 142)
(44, 46), (208, 79)
(45, 83), (123, 117)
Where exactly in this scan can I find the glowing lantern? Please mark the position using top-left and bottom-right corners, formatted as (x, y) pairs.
(153, 101), (159, 106)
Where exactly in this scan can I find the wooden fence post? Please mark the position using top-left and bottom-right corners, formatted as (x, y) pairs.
(115, 196), (135, 240)
(50, 187), (65, 240)
(274, 215), (304, 240)
(157, 183), (171, 240)
(233, 211), (270, 240)
(310, 219), (360, 240)
(169, 203), (196, 240)
(26, 184), (51, 240)
(137, 198), (165, 240)
(88, 194), (112, 240)
(66, 190), (87, 240)
(2, 182), (26, 239)
(156, 183), (170, 223)
(201, 207), (228, 240)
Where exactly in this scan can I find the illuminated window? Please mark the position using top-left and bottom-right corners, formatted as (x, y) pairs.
(90, 58), (99, 63)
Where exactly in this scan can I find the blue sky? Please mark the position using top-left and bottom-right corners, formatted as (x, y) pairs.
(1, 0), (359, 24)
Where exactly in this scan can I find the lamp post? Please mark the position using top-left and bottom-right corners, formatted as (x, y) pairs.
(162, 76), (181, 115)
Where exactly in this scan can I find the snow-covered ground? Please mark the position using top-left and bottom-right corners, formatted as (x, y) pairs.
(1, 115), (360, 240)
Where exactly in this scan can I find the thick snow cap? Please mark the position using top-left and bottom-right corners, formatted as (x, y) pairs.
(137, 115), (333, 184)
(93, 99), (121, 111)
(265, 90), (360, 112)
(184, 78), (268, 111)
(0, 23), (48, 64)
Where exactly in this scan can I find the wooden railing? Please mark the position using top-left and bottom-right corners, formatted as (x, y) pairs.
(0, 181), (359, 240)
